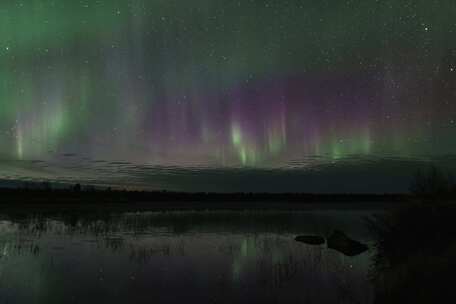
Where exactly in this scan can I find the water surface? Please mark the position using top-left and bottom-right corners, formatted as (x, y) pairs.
(0, 208), (378, 303)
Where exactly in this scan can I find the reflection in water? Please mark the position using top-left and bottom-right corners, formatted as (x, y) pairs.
(0, 210), (376, 303)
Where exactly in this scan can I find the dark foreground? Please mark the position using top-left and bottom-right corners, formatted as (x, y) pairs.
(0, 207), (375, 304)
(0, 199), (455, 303)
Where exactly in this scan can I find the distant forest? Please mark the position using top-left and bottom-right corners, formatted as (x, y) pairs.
(0, 166), (454, 205)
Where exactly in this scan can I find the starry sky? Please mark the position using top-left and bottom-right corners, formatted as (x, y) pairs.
(1, 1), (456, 192)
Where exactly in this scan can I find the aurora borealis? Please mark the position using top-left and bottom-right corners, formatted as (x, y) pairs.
(1, 1), (456, 191)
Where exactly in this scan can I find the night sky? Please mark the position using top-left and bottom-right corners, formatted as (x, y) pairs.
(1, 1), (456, 192)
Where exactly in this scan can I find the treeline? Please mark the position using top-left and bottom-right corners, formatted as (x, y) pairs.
(0, 185), (407, 205)
(410, 166), (456, 200)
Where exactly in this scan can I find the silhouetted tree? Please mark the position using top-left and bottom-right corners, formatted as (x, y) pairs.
(409, 166), (453, 199)
(73, 183), (81, 192)
(42, 181), (52, 191)
(368, 202), (456, 303)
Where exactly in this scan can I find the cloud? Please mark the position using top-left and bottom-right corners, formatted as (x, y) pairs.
(1, 155), (455, 193)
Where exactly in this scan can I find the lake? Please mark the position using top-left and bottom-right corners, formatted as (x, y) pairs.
(0, 207), (382, 303)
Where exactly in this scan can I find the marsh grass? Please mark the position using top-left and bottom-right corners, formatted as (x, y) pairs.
(367, 202), (456, 303)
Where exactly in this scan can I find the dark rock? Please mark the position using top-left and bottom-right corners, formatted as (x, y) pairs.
(295, 235), (325, 245)
(327, 230), (368, 256)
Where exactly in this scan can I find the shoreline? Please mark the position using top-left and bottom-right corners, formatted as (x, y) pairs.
(0, 192), (409, 213)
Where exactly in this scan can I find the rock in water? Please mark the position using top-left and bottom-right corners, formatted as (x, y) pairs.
(295, 235), (325, 245)
(327, 230), (368, 256)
